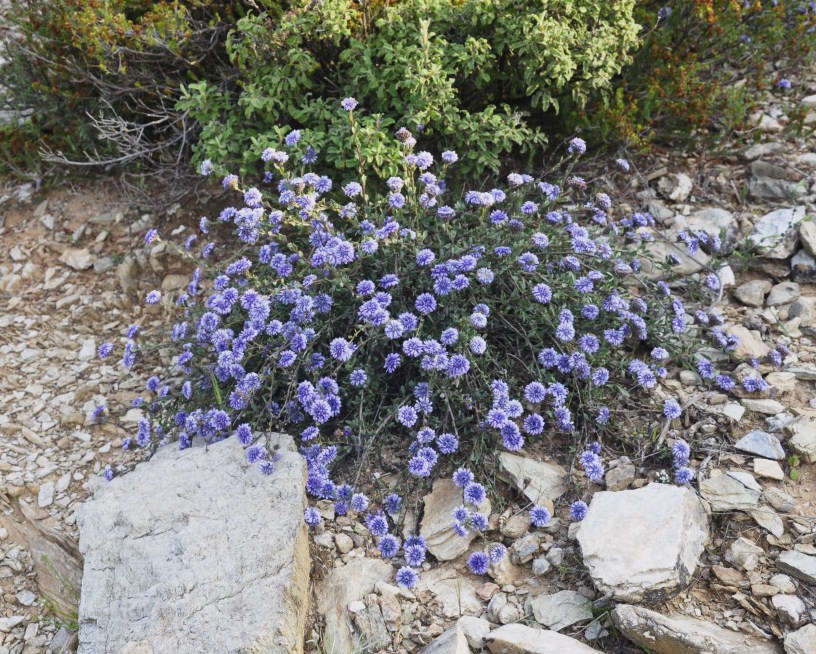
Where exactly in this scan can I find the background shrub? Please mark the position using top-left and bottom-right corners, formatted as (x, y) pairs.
(179, 0), (640, 178)
(581, 0), (816, 147)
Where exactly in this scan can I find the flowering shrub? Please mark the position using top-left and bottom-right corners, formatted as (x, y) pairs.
(102, 103), (777, 589)
(179, 0), (639, 177)
(581, 0), (816, 145)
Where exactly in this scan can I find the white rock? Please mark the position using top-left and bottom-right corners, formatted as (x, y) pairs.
(420, 478), (491, 561)
(740, 398), (785, 415)
(37, 482), (55, 508)
(15, 590), (37, 607)
(59, 248), (95, 271)
(717, 265), (736, 288)
(749, 206), (806, 259)
(457, 617), (490, 650)
(748, 505), (785, 538)
(77, 339), (97, 361)
(419, 624), (471, 654)
(0, 616), (25, 633)
(76, 434), (309, 654)
(725, 537), (764, 571)
(784, 624), (816, 654)
(685, 208), (739, 253)
(658, 172), (693, 202)
(699, 471), (761, 511)
(727, 325), (771, 359)
(529, 590), (592, 632)
(799, 221), (816, 256)
(734, 430), (785, 459)
(769, 574), (796, 594)
(777, 551), (816, 585)
(783, 417), (816, 463)
(486, 624), (603, 653)
(612, 604), (781, 654)
(498, 452), (568, 505)
(772, 594), (807, 626)
(415, 567), (484, 619)
(734, 280), (772, 307)
(317, 558), (392, 654)
(767, 282), (801, 306)
(576, 483), (709, 602)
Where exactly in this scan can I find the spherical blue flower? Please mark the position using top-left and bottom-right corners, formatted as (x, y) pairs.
(415, 293), (437, 315)
(365, 512), (389, 537)
(464, 482), (486, 506)
(663, 399), (682, 420)
(350, 492), (369, 512)
(417, 249), (436, 266)
(343, 181), (363, 197)
(675, 466), (694, 485)
(384, 493), (402, 514)
(404, 544), (426, 566)
(568, 137), (587, 155)
(329, 338), (355, 362)
(446, 354), (470, 378)
(469, 336), (487, 355)
(146, 290), (161, 304)
(378, 534), (400, 558)
(384, 353), (402, 373)
(488, 543), (507, 564)
(98, 342), (114, 359)
(350, 369), (368, 387)
(570, 500), (588, 521)
(530, 505), (551, 528)
(672, 440), (691, 467)
(236, 424), (253, 446)
(524, 382), (547, 403)
(467, 551), (490, 575)
(304, 507), (322, 527)
(531, 283), (552, 304)
(395, 566), (419, 589)
(469, 512), (489, 531)
(441, 150), (458, 164)
(523, 414), (544, 435)
(437, 432), (459, 454)
(341, 97), (359, 111)
(453, 467), (474, 488)
(501, 422), (524, 451)
(397, 405), (419, 427)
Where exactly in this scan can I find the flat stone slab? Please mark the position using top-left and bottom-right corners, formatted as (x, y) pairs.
(784, 624), (816, 654)
(485, 624), (602, 653)
(700, 471), (761, 511)
(777, 551), (816, 585)
(576, 483), (709, 602)
(77, 434), (309, 654)
(612, 604), (782, 654)
(420, 478), (491, 561)
(498, 452), (568, 505)
(734, 431), (785, 460)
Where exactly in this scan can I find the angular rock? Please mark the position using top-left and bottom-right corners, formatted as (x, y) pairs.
(685, 208), (739, 253)
(725, 537), (764, 571)
(744, 142), (785, 160)
(750, 207), (806, 259)
(772, 594), (807, 627)
(420, 478), (491, 561)
(59, 248), (94, 271)
(791, 249), (816, 283)
(612, 604), (782, 654)
(782, 417), (816, 463)
(799, 221), (816, 256)
(777, 551), (816, 585)
(420, 624), (471, 654)
(318, 558), (393, 654)
(734, 431), (785, 460)
(658, 172), (693, 202)
(727, 325), (771, 359)
(529, 590), (592, 632)
(37, 482), (55, 508)
(486, 624), (602, 654)
(77, 434), (310, 654)
(734, 280), (772, 307)
(498, 452), (568, 505)
(764, 487), (796, 513)
(767, 282), (801, 306)
(784, 624), (816, 654)
(604, 456), (636, 491)
(741, 398), (785, 415)
(415, 567), (484, 619)
(576, 483), (709, 602)
(748, 506), (785, 538)
(457, 617), (489, 651)
(351, 596), (391, 653)
(700, 471), (761, 511)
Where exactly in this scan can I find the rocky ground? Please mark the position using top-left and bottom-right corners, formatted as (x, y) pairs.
(1, 84), (816, 654)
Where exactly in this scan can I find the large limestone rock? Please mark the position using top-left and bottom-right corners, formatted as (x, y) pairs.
(777, 551), (816, 585)
(612, 604), (782, 654)
(529, 590), (592, 632)
(699, 471), (761, 511)
(498, 452), (568, 505)
(749, 207), (806, 259)
(784, 624), (816, 654)
(576, 483), (709, 602)
(316, 558), (393, 654)
(420, 478), (491, 561)
(419, 624), (472, 654)
(76, 434), (310, 654)
(485, 624), (602, 653)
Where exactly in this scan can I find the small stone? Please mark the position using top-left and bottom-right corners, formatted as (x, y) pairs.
(0, 616), (25, 633)
(500, 514), (529, 539)
(351, 597), (391, 652)
(59, 248), (94, 270)
(772, 594), (807, 626)
(740, 398), (785, 415)
(529, 590), (592, 632)
(754, 459), (785, 481)
(699, 471), (761, 511)
(658, 172), (693, 202)
(799, 220), (816, 256)
(777, 550), (816, 585)
(790, 249), (816, 283)
(734, 279), (772, 307)
(335, 533), (354, 554)
(748, 506), (785, 538)
(744, 142), (785, 160)
(728, 325), (771, 359)
(783, 416), (816, 463)
(764, 487), (796, 513)
(485, 623), (603, 654)
(766, 281), (801, 306)
(766, 372), (797, 394)
(785, 625), (816, 654)
(734, 430), (785, 459)
(749, 206), (806, 259)
(16, 590), (36, 607)
(604, 456), (636, 491)
(498, 452), (568, 505)
(38, 482), (55, 508)
(531, 556), (551, 577)
(486, 593), (508, 624)
(725, 537), (764, 571)
(685, 208), (740, 253)
(711, 565), (745, 586)
(418, 624), (471, 654)
(751, 583), (779, 598)
(769, 573), (796, 594)
(757, 114), (783, 133)
(457, 616), (489, 650)
(509, 533), (539, 565)
(612, 604), (780, 654)
(313, 531), (335, 549)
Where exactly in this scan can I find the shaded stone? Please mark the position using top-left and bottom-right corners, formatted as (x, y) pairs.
(772, 594), (807, 627)
(612, 604), (782, 654)
(657, 172), (693, 202)
(419, 624), (472, 654)
(685, 207), (739, 253)
(764, 488), (796, 513)
(699, 472), (761, 511)
(784, 624), (816, 654)
(734, 430), (785, 459)
(576, 483), (709, 602)
(415, 567), (484, 619)
(711, 565), (745, 587)
(77, 434), (310, 654)
(604, 456), (636, 491)
(766, 282), (801, 306)
(799, 220), (816, 256)
(744, 142), (785, 160)
(777, 551), (816, 585)
(782, 417), (816, 463)
(498, 452), (568, 505)
(420, 478), (491, 561)
(317, 558), (393, 654)
(486, 624), (603, 654)
(457, 617), (489, 651)
(351, 596), (391, 653)
(791, 249), (816, 283)
(725, 537), (764, 571)
(529, 590), (592, 632)
(749, 207), (806, 259)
